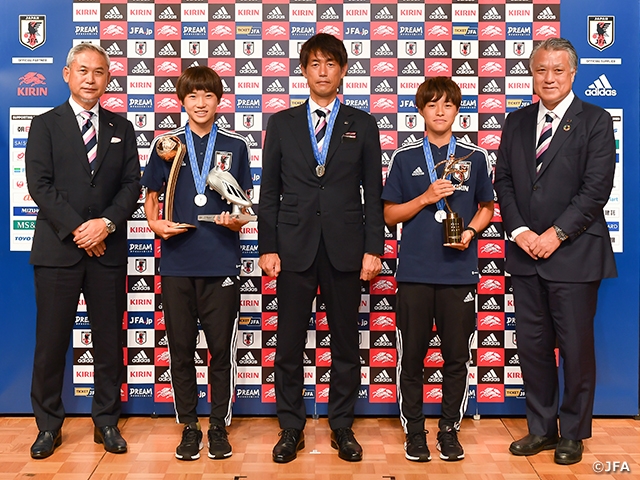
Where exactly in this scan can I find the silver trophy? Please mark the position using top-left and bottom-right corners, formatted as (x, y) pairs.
(197, 167), (257, 223)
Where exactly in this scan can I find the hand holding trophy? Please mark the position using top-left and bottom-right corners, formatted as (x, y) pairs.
(433, 152), (473, 244)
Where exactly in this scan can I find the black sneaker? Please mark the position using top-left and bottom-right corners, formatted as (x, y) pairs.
(436, 426), (464, 461)
(208, 425), (232, 459)
(405, 431), (431, 462)
(175, 423), (203, 461)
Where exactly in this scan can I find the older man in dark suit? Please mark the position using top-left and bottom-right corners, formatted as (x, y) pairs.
(494, 37), (616, 465)
(25, 43), (140, 459)
(258, 33), (384, 463)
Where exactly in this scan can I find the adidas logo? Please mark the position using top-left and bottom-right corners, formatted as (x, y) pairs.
(211, 6), (232, 20)
(215, 116), (231, 129)
(373, 370), (393, 383)
(265, 334), (277, 347)
(158, 6), (178, 21)
(429, 7), (448, 20)
(482, 7), (502, 20)
(510, 62), (529, 75)
(508, 354), (520, 365)
(211, 43), (232, 56)
(158, 334), (168, 347)
(158, 370), (171, 382)
(482, 261), (501, 274)
(319, 370), (331, 382)
(402, 62), (421, 74)
(136, 133), (150, 148)
(105, 43), (123, 56)
(456, 62), (475, 75)
(238, 351), (258, 365)
(131, 206), (146, 219)
(132, 278), (151, 292)
(302, 351), (312, 365)
(380, 261), (393, 275)
(429, 335), (441, 347)
(131, 61), (151, 74)
(402, 135), (420, 146)
(348, 61), (367, 75)
(131, 350), (151, 364)
(429, 43), (448, 57)
(158, 43), (178, 56)
(585, 74), (617, 97)
(374, 7), (394, 20)
(411, 167), (425, 177)
(537, 7), (556, 20)
(320, 7), (339, 20)
(194, 351), (204, 365)
(77, 350), (94, 364)
(482, 333), (501, 347)
(293, 65), (302, 75)
(463, 292), (475, 303)
(158, 116), (178, 130)
(186, 60), (200, 69)
(482, 79), (502, 93)
(482, 116), (502, 129)
(381, 152), (391, 166)
(104, 6), (124, 20)
(373, 334), (393, 347)
(240, 280), (258, 293)
(377, 116), (394, 129)
(482, 225), (501, 239)
(265, 298), (278, 311)
(221, 277), (234, 287)
(427, 370), (443, 383)
(266, 79), (286, 93)
(265, 371), (275, 383)
(319, 334), (331, 347)
(482, 297), (501, 310)
(483, 43), (502, 57)
(244, 134), (258, 147)
(266, 43), (286, 56)
(158, 79), (176, 93)
(481, 369), (501, 382)
(266, 6), (286, 20)
(105, 78), (123, 93)
(239, 61), (259, 74)
(374, 43), (394, 56)
(374, 298), (393, 311)
(374, 80), (394, 93)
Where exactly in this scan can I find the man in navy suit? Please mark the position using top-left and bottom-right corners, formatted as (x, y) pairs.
(26, 43), (140, 459)
(494, 38), (616, 465)
(258, 33), (384, 463)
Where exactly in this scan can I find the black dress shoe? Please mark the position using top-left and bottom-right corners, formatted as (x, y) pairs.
(554, 437), (583, 465)
(272, 428), (304, 463)
(94, 425), (127, 454)
(331, 427), (363, 462)
(30, 430), (62, 459)
(509, 433), (559, 456)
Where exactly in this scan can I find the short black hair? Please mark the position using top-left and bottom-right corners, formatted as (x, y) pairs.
(175, 66), (223, 102)
(299, 33), (348, 69)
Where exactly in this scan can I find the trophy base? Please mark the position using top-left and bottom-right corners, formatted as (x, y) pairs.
(198, 214), (258, 223)
(443, 212), (463, 244)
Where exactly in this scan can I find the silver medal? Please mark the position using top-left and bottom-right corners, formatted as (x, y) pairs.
(194, 194), (207, 207)
(316, 165), (325, 177)
(435, 209), (447, 223)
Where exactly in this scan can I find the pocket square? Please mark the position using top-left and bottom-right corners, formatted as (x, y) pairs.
(110, 137), (122, 143)
(342, 132), (357, 142)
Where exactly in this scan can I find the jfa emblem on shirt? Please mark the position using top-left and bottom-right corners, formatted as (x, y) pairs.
(451, 161), (472, 184)
(215, 151), (233, 171)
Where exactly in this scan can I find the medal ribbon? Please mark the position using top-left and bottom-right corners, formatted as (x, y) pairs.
(185, 122), (218, 197)
(423, 135), (457, 213)
(307, 99), (340, 169)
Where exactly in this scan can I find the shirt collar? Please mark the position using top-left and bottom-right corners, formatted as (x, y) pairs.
(308, 97), (337, 115)
(537, 91), (574, 124)
(69, 96), (100, 118)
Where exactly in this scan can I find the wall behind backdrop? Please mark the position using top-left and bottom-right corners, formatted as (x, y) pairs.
(0, 0), (638, 418)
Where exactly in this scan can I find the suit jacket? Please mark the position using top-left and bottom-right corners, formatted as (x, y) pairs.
(494, 96), (617, 282)
(259, 101), (384, 272)
(26, 101), (141, 267)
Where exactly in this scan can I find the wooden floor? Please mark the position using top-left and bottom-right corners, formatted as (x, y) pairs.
(1, 416), (639, 480)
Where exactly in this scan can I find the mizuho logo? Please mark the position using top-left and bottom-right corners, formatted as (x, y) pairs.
(585, 74), (617, 97)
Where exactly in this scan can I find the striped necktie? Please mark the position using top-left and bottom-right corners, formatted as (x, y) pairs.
(315, 108), (328, 146)
(80, 110), (97, 170)
(535, 113), (554, 173)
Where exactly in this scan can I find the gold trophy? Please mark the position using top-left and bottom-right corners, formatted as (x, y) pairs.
(433, 152), (473, 244)
(155, 135), (195, 227)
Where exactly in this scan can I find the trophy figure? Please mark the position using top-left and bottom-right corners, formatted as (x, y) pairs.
(197, 168), (257, 223)
(155, 135), (194, 227)
(433, 152), (473, 244)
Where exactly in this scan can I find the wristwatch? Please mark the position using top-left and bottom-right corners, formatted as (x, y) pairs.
(553, 224), (568, 242)
(102, 217), (116, 234)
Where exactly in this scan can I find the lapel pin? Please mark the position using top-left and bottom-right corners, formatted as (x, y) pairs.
(563, 124), (570, 131)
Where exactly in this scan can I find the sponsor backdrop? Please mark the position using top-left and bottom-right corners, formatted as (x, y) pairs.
(0, 0), (638, 417)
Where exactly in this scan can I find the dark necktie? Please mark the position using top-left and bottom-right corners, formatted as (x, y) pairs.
(535, 113), (554, 173)
(80, 110), (97, 170)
